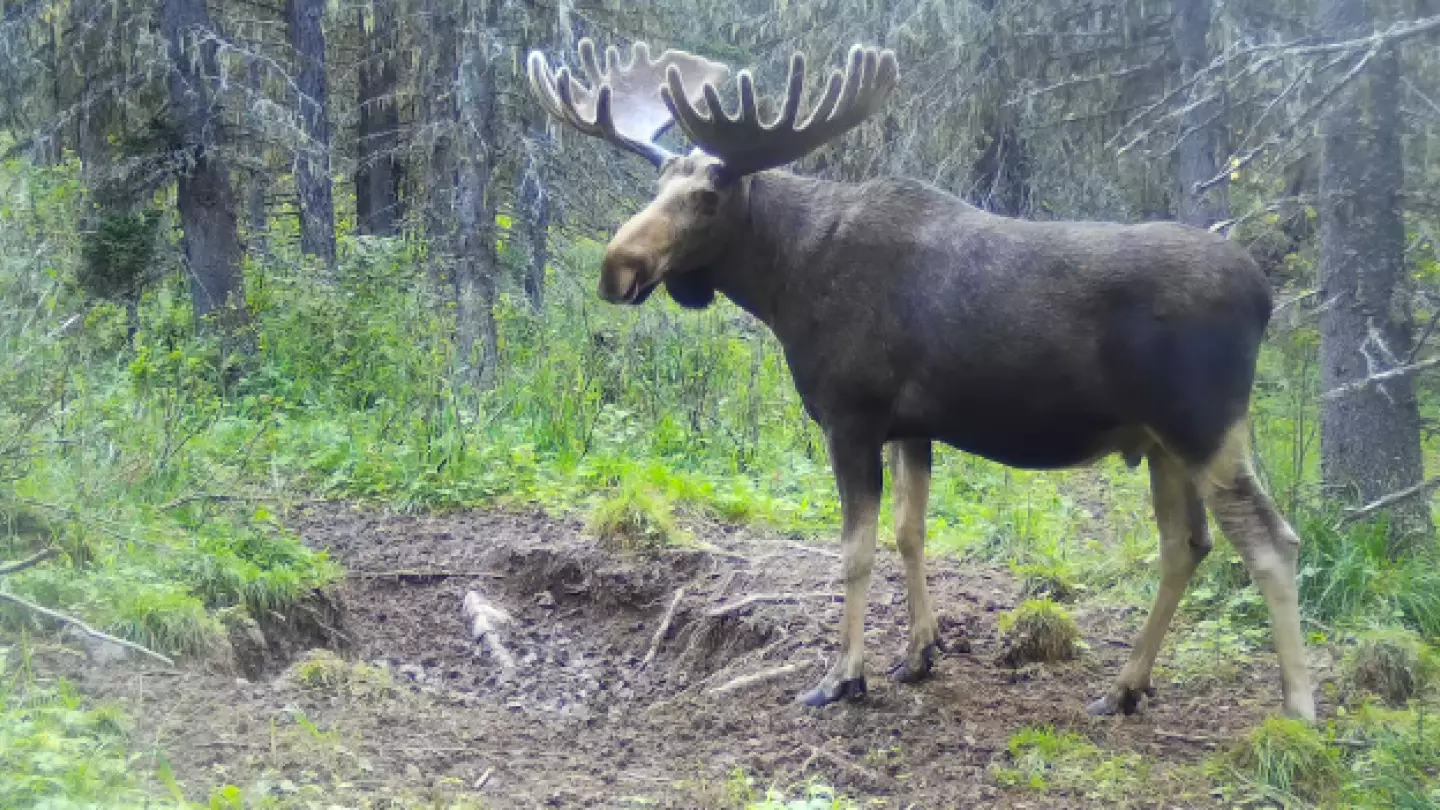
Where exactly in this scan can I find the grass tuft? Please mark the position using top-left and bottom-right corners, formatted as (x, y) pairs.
(587, 485), (688, 552)
(1342, 628), (1438, 707)
(1226, 716), (1341, 803)
(996, 598), (1082, 666)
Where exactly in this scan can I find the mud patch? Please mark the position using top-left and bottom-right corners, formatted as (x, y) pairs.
(35, 504), (1310, 808)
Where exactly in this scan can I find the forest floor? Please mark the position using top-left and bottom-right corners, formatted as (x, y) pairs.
(29, 503), (1312, 809)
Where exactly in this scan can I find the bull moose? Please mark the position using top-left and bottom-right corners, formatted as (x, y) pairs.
(526, 38), (1316, 721)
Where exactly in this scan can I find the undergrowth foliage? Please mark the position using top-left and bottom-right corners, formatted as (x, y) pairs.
(2, 149), (1440, 807)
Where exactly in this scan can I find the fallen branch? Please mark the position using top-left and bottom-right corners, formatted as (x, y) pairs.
(783, 541), (841, 560)
(1340, 475), (1440, 526)
(706, 591), (843, 618)
(351, 569), (504, 580)
(1323, 355), (1440, 401)
(0, 591), (175, 667)
(707, 663), (801, 695)
(0, 547), (58, 576)
(462, 591), (516, 670)
(641, 587), (686, 669)
(1155, 729), (1217, 748)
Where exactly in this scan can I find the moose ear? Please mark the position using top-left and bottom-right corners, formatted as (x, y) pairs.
(664, 268), (717, 309)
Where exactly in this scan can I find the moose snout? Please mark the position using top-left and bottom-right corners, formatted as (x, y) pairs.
(599, 246), (655, 304)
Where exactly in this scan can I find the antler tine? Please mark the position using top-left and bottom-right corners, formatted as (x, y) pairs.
(527, 38), (733, 168)
(662, 43), (899, 178)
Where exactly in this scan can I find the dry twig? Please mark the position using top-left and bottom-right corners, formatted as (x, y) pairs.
(707, 663), (801, 695)
(1340, 475), (1440, 526)
(706, 591), (843, 617)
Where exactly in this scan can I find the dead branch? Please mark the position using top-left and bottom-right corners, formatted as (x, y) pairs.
(641, 587), (685, 669)
(1340, 475), (1440, 526)
(1155, 729), (1218, 748)
(705, 591), (844, 617)
(0, 547), (57, 576)
(783, 541), (841, 559)
(462, 591), (515, 670)
(706, 663), (801, 695)
(0, 591), (174, 667)
(1195, 45), (1379, 193)
(1323, 355), (1440, 401)
(350, 569), (505, 580)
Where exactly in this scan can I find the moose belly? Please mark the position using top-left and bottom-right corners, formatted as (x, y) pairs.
(887, 395), (1131, 470)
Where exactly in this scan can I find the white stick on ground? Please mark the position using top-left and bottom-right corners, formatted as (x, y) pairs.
(0, 591), (175, 667)
(707, 663), (801, 695)
(462, 591), (516, 670)
(705, 591), (843, 617)
(642, 587), (685, 669)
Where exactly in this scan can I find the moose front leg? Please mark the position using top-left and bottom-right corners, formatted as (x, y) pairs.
(799, 433), (883, 707)
(889, 439), (942, 683)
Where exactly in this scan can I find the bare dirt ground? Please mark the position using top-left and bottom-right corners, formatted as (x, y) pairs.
(35, 504), (1304, 808)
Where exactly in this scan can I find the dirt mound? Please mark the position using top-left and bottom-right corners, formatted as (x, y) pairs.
(35, 504), (1293, 808)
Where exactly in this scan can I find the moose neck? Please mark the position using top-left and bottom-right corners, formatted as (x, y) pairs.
(709, 170), (847, 328)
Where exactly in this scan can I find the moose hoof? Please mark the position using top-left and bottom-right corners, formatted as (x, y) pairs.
(797, 677), (867, 707)
(1085, 684), (1156, 716)
(889, 642), (942, 684)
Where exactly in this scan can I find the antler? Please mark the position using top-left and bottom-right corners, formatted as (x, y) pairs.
(660, 45), (898, 178)
(527, 39), (730, 167)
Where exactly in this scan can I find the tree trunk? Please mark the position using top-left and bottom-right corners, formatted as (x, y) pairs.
(517, 128), (550, 311)
(422, 0), (458, 271)
(453, 0), (500, 390)
(355, 0), (402, 236)
(287, 0), (336, 264)
(1317, 0), (1432, 552)
(161, 0), (246, 334)
(246, 56), (269, 254)
(1171, 0), (1228, 227)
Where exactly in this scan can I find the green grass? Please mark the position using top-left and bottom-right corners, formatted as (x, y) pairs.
(5, 141), (1440, 808)
(993, 725), (1154, 799)
(996, 598), (1083, 666)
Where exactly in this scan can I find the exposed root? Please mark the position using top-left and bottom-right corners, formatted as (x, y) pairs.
(707, 662), (800, 695)
(641, 587), (686, 669)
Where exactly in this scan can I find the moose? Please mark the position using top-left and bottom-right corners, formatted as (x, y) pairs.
(527, 38), (1316, 721)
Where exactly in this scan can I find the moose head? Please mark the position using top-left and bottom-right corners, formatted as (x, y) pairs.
(528, 40), (897, 307)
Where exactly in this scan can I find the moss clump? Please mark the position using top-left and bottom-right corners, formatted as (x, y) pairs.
(1342, 628), (1437, 707)
(587, 486), (686, 552)
(1227, 716), (1340, 802)
(996, 598), (1081, 667)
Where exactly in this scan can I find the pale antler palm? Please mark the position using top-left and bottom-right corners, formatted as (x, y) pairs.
(527, 39), (730, 167)
(660, 44), (899, 178)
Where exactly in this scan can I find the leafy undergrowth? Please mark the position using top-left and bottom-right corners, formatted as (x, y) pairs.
(5, 136), (1440, 809)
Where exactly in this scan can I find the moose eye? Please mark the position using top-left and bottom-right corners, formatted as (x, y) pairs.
(695, 189), (721, 214)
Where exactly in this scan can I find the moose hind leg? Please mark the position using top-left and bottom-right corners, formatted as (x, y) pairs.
(799, 431), (883, 707)
(1201, 424), (1316, 721)
(1089, 446), (1210, 716)
(888, 440), (942, 683)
